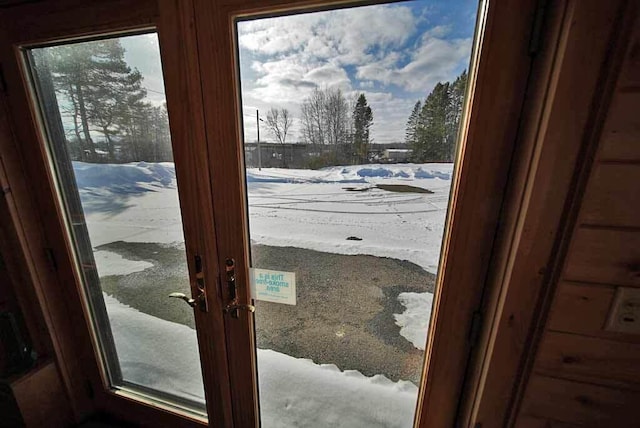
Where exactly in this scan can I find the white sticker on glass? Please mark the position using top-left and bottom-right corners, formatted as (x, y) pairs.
(250, 268), (296, 305)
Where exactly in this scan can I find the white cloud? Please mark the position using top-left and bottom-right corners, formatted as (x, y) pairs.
(237, 4), (473, 144)
(238, 5), (416, 65)
(356, 32), (472, 93)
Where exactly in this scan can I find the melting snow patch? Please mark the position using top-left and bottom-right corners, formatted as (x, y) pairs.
(394, 292), (434, 351)
(93, 250), (153, 277)
(104, 294), (419, 427)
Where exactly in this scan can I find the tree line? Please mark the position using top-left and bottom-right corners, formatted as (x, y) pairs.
(39, 39), (172, 163)
(277, 88), (372, 167)
(405, 70), (467, 163)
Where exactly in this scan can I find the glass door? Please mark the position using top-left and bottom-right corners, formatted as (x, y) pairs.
(26, 32), (211, 411)
(0, 1), (233, 425)
(231, 1), (480, 426)
(0, 0), (536, 426)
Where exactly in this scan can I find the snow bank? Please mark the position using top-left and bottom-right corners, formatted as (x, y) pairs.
(393, 292), (434, 350)
(245, 163), (452, 184)
(73, 161), (175, 189)
(105, 294), (418, 427)
(93, 250), (153, 277)
(73, 161), (452, 273)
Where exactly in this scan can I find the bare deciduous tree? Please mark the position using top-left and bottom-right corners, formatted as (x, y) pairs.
(301, 87), (351, 165)
(266, 107), (294, 167)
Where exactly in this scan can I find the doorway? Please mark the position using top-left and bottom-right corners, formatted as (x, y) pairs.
(0, 0), (538, 426)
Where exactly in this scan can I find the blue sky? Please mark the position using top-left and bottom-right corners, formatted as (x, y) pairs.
(119, 0), (478, 145)
(236, 0), (478, 144)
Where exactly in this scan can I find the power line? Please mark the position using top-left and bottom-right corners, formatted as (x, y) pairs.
(143, 86), (165, 95)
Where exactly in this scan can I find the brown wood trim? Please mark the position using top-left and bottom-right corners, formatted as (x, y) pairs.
(458, 0), (570, 426)
(0, 0), (158, 46)
(191, 0), (259, 425)
(0, 43), (97, 419)
(417, 0), (540, 425)
(0, 0), (234, 425)
(193, 0), (540, 427)
(464, 0), (637, 427)
(157, 0), (235, 425)
(0, 101), (52, 359)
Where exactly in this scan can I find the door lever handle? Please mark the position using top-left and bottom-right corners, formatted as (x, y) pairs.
(168, 292), (196, 307)
(169, 290), (207, 312)
(223, 303), (256, 315)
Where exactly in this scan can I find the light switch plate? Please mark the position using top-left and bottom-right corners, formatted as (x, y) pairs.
(605, 287), (640, 334)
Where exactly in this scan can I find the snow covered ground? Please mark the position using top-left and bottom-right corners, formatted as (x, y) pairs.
(107, 293), (418, 427)
(76, 161), (452, 273)
(394, 292), (434, 351)
(74, 161), (450, 426)
(246, 164), (452, 273)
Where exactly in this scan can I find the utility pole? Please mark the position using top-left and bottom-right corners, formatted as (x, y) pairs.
(256, 109), (262, 171)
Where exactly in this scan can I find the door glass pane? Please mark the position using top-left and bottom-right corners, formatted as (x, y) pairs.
(236, 1), (478, 426)
(27, 33), (206, 413)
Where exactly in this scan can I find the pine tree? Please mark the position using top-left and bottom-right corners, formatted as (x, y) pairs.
(406, 70), (468, 163)
(446, 70), (467, 162)
(48, 39), (147, 162)
(419, 82), (449, 161)
(352, 94), (373, 164)
(406, 101), (423, 160)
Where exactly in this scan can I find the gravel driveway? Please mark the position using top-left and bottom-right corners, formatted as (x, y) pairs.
(99, 241), (435, 384)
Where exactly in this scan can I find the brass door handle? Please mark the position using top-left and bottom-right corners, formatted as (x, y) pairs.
(168, 292), (196, 307)
(168, 255), (209, 312)
(169, 291), (207, 312)
(223, 303), (256, 314)
(223, 258), (255, 318)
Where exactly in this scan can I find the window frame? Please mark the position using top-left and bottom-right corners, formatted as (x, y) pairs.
(0, 0), (543, 426)
(191, 0), (540, 426)
(0, 1), (233, 426)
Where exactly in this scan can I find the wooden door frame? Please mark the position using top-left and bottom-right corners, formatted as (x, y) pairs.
(0, 1), (233, 426)
(2, 0), (618, 427)
(192, 0), (540, 426)
(462, 0), (639, 426)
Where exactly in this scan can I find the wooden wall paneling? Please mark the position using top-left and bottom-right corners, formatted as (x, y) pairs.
(465, 1), (630, 426)
(9, 360), (73, 427)
(515, 416), (582, 428)
(534, 331), (640, 390)
(519, 375), (640, 427)
(580, 163), (640, 227)
(617, 22), (640, 90)
(599, 92), (640, 161)
(547, 281), (640, 342)
(512, 4), (640, 426)
(563, 227), (640, 287)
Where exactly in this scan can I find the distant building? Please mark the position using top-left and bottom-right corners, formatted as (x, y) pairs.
(244, 142), (312, 168)
(382, 148), (412, 163)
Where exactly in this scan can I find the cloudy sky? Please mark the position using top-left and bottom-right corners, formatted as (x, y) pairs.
(120, 0), (478, 145)
(236, 0), (478, 144)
